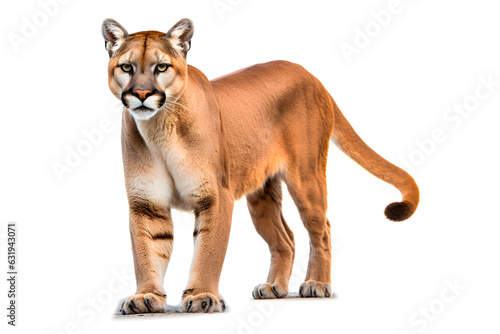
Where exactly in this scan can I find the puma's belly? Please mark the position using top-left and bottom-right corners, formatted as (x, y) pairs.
(225, 128), (286, 199)
(231, 154), (285, 199)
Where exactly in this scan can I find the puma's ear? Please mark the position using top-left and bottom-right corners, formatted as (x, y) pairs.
(101, 18), (129, 57)
(166, 18), (194, 57)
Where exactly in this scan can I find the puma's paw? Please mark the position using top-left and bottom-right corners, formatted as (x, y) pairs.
(120, 293), (166, 315)
(299, 280), (332, 298)
(182, 292), (226, 313)
(252, 283), (288, 299)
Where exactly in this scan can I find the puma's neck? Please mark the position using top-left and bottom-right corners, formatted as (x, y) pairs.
(134, 100), (185, 144)
(130, 65), (221, 161)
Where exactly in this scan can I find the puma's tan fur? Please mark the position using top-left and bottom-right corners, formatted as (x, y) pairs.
(102, 18), (419, 314)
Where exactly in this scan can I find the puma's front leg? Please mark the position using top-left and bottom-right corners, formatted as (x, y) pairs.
(120, 198), (173, 315)
(182, 188), (234, 313)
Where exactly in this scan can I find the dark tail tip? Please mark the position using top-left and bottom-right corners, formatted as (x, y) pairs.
(384, 200), (414, 222)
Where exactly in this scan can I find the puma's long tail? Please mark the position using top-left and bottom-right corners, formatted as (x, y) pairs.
(330, 100), (419, 221)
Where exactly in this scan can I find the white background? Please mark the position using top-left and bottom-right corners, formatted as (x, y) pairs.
(1, 0), (499, 333)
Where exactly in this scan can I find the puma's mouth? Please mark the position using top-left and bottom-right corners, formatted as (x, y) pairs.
(128, 106), (159, 120)
(134, 106), (154, 112)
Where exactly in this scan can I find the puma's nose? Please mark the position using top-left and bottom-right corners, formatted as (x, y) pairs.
(133, 89), (152, 102)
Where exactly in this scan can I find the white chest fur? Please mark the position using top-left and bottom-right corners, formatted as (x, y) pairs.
(134, 117), (208, 212)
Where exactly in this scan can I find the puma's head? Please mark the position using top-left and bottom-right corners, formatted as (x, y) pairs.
(102, 18), (194, 120)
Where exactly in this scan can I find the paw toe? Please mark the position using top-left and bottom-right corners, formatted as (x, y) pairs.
(299, 280), (332, 298)
(182, 293), (225, 313)
(120, 293), (166, 315)
(252, 283), (287, 299)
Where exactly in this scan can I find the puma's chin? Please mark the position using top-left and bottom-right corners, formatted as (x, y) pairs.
(128, 106), (159, 121)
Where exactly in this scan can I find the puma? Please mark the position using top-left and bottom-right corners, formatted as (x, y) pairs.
(102, 18), (419, 314)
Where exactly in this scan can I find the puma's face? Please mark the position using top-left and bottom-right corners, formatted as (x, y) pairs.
(102, 19), (194, 121)
(107, 34), (186, 121)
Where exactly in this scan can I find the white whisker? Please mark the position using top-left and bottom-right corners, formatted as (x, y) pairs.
(163, 98), (193, 112)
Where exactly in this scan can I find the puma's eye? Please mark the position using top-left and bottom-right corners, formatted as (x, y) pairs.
(120, 64), (132, 72)
(156, 63), (170, 72)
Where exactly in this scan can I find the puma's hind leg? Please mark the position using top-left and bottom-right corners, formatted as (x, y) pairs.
(247, 176), (295, 299)
(284, 167), (332, 298)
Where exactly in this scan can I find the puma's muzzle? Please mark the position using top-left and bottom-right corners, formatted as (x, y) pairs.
(121, 89), (166, 120)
